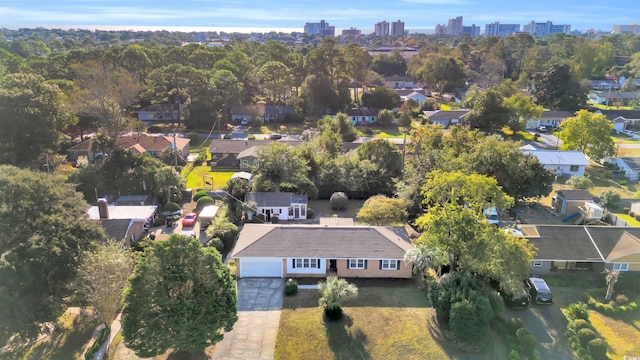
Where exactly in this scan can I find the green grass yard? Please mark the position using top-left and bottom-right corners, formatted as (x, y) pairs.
(185, 166), (235, 190)
(588, 310), (640, 359)
(275, 282), (455, 360)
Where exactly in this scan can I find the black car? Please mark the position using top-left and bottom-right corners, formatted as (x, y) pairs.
(269, 133), (282, 140)
(501, 289), (530, 308)
(525, 277), (553, 304)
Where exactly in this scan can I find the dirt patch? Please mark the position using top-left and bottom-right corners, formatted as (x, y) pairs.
(511, 204), (566, 225)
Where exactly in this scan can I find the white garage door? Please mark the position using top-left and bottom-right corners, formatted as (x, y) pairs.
(240, 258), (283, 278)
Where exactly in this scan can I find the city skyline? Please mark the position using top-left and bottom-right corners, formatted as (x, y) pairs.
(1, 0), (638, 33)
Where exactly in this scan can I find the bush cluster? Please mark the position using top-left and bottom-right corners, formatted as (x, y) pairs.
(193, 189), (209, 202)
(563, 302), (609, 360)
(329, 192), (349, 210)
(501, 317), (537, 359)
(163, 201), (181, 212)
(583, 290), (640, 314)
(284, 279), (298, 296)
(196, 196), (215, 212)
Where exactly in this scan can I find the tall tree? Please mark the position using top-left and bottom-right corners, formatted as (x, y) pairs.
(121, 235), (237, 358)
(409, 53), (465, 95)
(257, 61), (292, 103)
(76, 241), (135, 328)
(0, 166), (106, 346)
(531, 63), (586, 111)
(356, 195), (408, 226)
(0, 73), (73, 165)
(503, 93), (544, 131)
(463, 87), (510, 130)
(253, 142), (310, 193)
(559, 109), (615, 162)
(361, 86), (401, 110)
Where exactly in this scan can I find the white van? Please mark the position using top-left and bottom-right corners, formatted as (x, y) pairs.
(483, 207), (499, 226)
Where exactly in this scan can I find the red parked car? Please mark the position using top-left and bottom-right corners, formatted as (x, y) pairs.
(182, 213), (197, 227)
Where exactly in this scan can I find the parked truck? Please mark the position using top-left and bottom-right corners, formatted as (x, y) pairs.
(198, 205), (220, 230)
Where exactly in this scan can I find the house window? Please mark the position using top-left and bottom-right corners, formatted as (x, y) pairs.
(612, 263), (629, 271)
(301, 205), (306, 217)
(293, 258), (321, 269)
(348, 259), (367, 269)
(532, 260), (543, 267)
(570, 165), (579, 172)
(288, 207), (293, 216)
(380, 260), (398, 270)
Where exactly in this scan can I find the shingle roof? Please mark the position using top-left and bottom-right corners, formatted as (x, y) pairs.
(244, 192), (307, 207)
(231, 224), (413, 259)
(584, 227), (640, 260)
(237, 146), (260, 159)
(523, 150), (590, 166)
(67, 133), (190, 153)
(209, 139), (301, 154)
(600, 110), (640, 120)
(619, 157), (640, 171)
(99, 219), (132, 241)
(527, 226), (603, 261)
(541, 110), (574, 119)
(344, 107), (379, 117)
(556, 190), (594, 201)
(137, 103), (181, 112)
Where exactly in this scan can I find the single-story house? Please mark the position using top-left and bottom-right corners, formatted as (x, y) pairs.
(607, 157), (640, 182)
(422, 110), (472, 128)
(589, 91), (640, 106)
(209, 139), (302, 167)
(68, 133), (190, 162)
(588, 79), (621, 91)
(244, 192), (308, 221)
(597, 109), (640, 127)
(552, 190), (595, 216)
(522, 150), (590, 177)
(384, 76), (420, 89)
(397, 89), (428, 103)
(338, 107), (379, 125)
(230, 222), (414, 278)
(89, 198), (157, 247)
(230, 104), (295, 124)
(136, 103), (185, 123)
(236, 146), (261, 170)
(525, 110), (574, 130)
(521, 225), (640, 274)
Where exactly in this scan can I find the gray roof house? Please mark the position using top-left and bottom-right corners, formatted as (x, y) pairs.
(522, 150), (590, 177)
(230, 223), (414, 278)
(423, 110), (472, 128)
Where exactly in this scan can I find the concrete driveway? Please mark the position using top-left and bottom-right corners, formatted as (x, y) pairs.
(526, 130), (563, 149)
(503, 303), (576, 359)
(213, 278), (284, 360)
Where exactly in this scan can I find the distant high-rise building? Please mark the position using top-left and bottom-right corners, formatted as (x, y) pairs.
(304, 20), (335, 36)
(374, 21), (390, 36)
(435, 16), (464, 35)
(391, 20), (405, 36)
(613, 23), (640, 34)
(462, 25), (481, 36)
(523, 21), (570, 37)
(484, 22), (521, 36)
(342, 27), (362, 36)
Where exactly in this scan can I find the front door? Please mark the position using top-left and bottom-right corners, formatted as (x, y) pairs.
(265, 209), (271, 221)
(294, 206), (300, 219)
(329, 259), (337, 271)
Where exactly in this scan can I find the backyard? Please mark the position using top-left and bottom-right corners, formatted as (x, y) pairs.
(308, 199), (365, 220)
(275, 280), (464, 360)
(183, 165), (235, 190)
(23, 310), (98, 360)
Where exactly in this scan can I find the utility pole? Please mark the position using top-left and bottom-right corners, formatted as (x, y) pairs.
(173, 99), (181, 167)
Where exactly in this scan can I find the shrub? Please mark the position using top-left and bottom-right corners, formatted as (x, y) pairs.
(377, 109), (395, 126)
(205, 216), (239, 250)
(284, 279), (298, 296)
(577, 328), (597, 347)
(567, 302), (589, 320)
(507, 317), (525, 335)
(196, 196), (215, 212)
(587, 338), (607, 360)
(330, 192), (349, 210)
(362, 127), (374, 135)
(247, 135), (256, 140)
(306, 208), (314, 219)
(573, 319), (590, 332)
(615, 294), (629, 305)
(147, 125), (162, 133)
(207, 237), (225, 252)
(518, 334), (537, 356)
(516, 327), (531, 339)
(600, 190), (621, 209)
(163, 202), (181, 212)
(270, 216), (279, 224)
(193, 189), (209, 201)
(509, 349), (521, 360)
(566, 176), (594, 190)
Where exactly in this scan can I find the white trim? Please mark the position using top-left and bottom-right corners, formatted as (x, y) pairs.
(612, 263), (629, 272)
(381, 259), (398, 270)
(583, 227), (606, 261)
(288, 258), (325, 274)
(532, 260), (543, 267)
(348, 258), (366, 269)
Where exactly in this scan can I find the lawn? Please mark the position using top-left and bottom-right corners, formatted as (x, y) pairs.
(24, 310), (98, 360)
(184, 166), (235, 190)
(275, 281), (456, 360)
(588, 310), (640, 359)
(308, 199), (365, 220)
(257, 123), (308, 135)
(355, 126), (405, 138)
(613, 213), (640, 226)
(616, 146), (640, 157)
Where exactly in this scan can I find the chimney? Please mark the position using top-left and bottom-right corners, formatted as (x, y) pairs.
(97, 198), (109, 219)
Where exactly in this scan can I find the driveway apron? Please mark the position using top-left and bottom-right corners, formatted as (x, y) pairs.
(213, 278), (284, 360)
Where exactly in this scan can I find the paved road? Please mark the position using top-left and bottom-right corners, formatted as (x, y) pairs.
(526, 130), (563, 149)
(213, 278), (284, 360)
(503, 302), (576, 359)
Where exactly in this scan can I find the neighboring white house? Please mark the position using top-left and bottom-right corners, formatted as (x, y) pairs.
(384, 76), (419, 89)
(423, 110), (472, 128)
(397, 89), (428, 103)
(244, 192), (308, 221)
(607, 157), (640, 182)
(523, 150), (590, 177)
(525, 110), (574, 130)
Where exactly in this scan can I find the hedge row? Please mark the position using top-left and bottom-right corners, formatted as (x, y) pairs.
(563, 302), (608, 360)
(500, 317), (539, 360)
(583, 289), (640, 315)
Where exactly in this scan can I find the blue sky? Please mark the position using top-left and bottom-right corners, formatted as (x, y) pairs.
(1, 0), (638, 32)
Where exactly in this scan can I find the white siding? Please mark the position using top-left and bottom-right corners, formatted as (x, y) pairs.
(286, 258), (326, 275)
(239, 258), (283, 278)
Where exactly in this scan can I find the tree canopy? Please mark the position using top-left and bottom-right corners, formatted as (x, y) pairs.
(559, 109), (616, 162)
(121, 234), (237, 357)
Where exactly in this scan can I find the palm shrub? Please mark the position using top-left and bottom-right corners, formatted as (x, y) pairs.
(318, 276), (358, 321)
